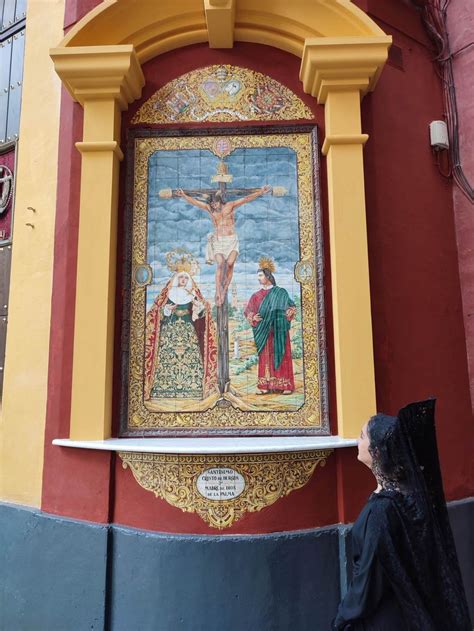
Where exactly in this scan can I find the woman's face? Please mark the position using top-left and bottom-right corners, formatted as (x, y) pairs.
(177, 274), (188, 287)
(357, 422), (373, 468)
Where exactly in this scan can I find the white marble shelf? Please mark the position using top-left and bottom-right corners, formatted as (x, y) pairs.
(53, 436), (357, 454)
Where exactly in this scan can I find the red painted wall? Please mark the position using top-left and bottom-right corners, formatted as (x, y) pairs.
(362, 8), (474, 501)
(42, 89), (112, 524)
(447, 0), (474, 407)
(115, 42), (332, 440)
(63, 0), (101, 30)
(42, 6), (473, 534)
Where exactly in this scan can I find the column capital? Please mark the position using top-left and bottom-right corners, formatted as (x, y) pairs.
(76, 141), (124, 161)
(321, 133), (369, 156)
(300, 36), (392, 104)
(50, 45), (145, 110)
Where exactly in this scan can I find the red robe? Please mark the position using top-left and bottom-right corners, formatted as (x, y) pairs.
(244, 288), (295, 392)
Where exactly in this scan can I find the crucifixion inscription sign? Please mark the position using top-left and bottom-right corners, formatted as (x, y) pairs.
(196, 467), (246, 500)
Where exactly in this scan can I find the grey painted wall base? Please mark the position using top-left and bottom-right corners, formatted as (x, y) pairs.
(1, 498), (473, 631)
(448, 497), (474, 621)
(0, 504), (108, 631)
(109, 526), (340, 631)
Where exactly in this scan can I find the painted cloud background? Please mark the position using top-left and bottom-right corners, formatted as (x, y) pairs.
(146, 147), (301, 309)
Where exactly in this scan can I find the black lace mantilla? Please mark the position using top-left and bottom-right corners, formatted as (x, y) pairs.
(333, 399), (471, 631)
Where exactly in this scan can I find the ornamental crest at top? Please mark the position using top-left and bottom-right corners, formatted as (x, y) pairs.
(131, 65), (313, 124)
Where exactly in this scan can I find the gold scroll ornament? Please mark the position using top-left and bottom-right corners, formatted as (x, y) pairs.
(119, 449), (333, 529)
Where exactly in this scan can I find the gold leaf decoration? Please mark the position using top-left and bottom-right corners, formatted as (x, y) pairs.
(119, 450), (333, 529)
(131, 65), (313, 124)
(129, 132), (326, 431)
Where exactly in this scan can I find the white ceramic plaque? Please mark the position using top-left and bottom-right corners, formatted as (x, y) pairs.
(196, 467), (246, 500)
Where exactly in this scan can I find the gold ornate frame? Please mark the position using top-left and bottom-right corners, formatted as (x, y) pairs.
(122, 126), (328, 435)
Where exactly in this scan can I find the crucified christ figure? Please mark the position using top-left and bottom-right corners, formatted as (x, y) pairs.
(176, 185), (271, 306)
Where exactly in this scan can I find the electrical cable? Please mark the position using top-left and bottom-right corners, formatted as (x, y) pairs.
(408, 0), (474, 202)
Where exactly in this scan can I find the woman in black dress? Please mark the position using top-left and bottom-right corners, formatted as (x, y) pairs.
(333, 399), (471, 630)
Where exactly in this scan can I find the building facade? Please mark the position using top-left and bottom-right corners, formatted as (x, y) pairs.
(0, 1), (473, 629)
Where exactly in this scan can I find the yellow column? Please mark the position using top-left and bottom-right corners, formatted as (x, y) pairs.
(0, 0), (65, 506)
(50, 46), (144, 439)
(300, 36), (391, 437)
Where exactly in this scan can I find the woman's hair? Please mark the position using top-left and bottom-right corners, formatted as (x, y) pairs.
(367, 414), (408, 489)
(258, 268), (276, 286)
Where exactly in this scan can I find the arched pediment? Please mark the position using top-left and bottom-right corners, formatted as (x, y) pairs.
(60, 0), (386, 61)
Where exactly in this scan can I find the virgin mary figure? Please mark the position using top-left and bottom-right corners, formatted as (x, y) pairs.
(144, 251), (217, 403)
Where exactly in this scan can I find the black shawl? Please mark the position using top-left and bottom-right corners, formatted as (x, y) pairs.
(333, 400), (471, 631)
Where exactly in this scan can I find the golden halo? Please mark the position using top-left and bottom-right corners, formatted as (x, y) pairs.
(258, 257), (276, 273)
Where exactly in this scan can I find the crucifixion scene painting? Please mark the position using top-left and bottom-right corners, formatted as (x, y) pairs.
(128, 130), (325, 431)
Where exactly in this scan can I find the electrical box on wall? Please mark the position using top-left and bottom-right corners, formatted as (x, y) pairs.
(429, 120), (449, 150)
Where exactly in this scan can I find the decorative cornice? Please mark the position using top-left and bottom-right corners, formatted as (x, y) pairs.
(52, 435), (357, 453)
(300, 36), (392, 103)
(322, 133), (369, 155)
(119, 449), (333, 529)
(59, 1), (387, 63)
(50, 45), (145, 110)
(76, 141), (124, 161)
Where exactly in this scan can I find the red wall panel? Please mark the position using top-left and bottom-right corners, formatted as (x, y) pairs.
(363, 24), (474, 500)
(41, 89), (112, 523)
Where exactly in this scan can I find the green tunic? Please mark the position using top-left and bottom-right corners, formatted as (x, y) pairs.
(252, 286), (295, 369)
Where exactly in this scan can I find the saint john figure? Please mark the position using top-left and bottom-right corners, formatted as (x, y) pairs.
(244, 258), (296, 394)
(144, 268), (217, 401)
